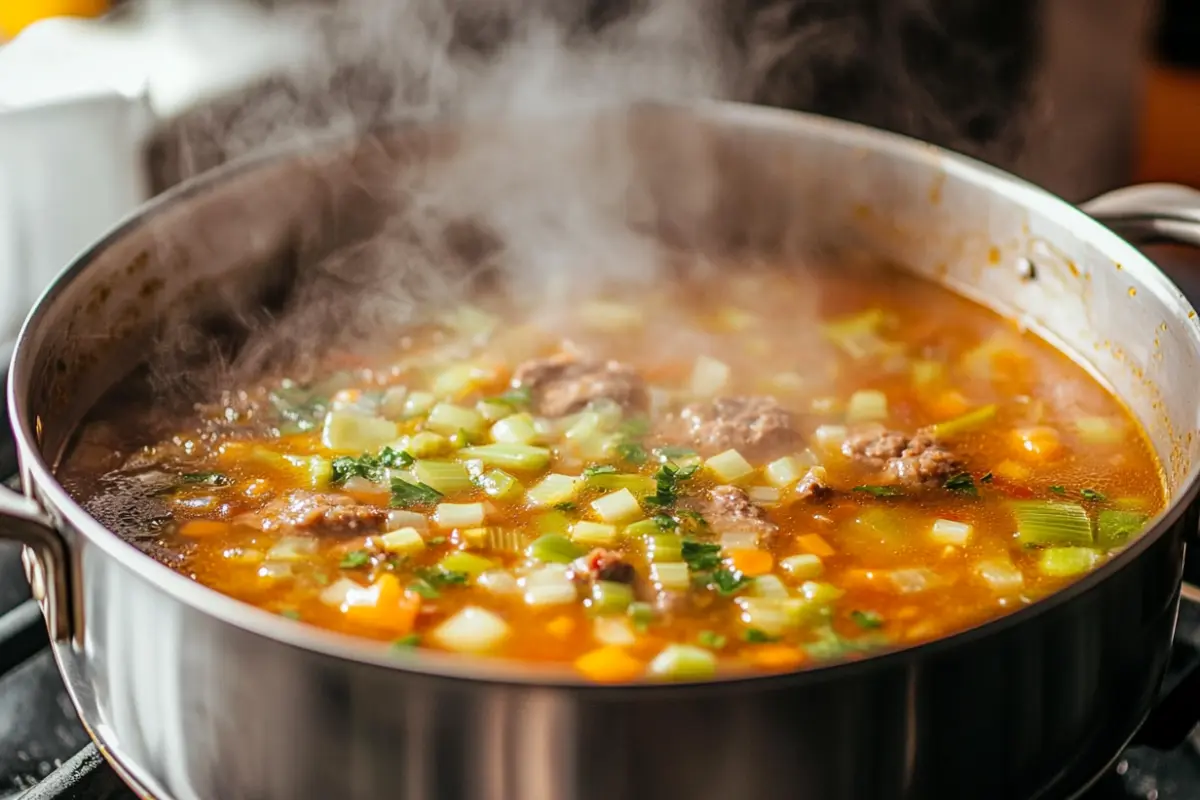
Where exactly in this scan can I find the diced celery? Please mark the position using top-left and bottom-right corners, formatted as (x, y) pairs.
(379, 386), (409, 420)
(403, 391), (436, 417)
(477, 569), (520, 595)
(491, 413), (539, 445)
(590, 581), (635, 614)
(266, 537), (317, 562)
(624, 519), (661, 539)
(812, 425), (848, 451)
(438, 551), (496, 578)
(648, 644), (716, 680)
(1074, 416), (1126, 445)
(1097, 509), (1147, 549)
(485, 527), (527, 554)
(432, 363), (491, 399)
(650, 562), (690, 591)
(527, 473), (582, 508)
(1039, 547), (1101, 577)
(433, 606), (510, 653)
(976, 559), (1024, 593)
(476, 399), (513, 424)
(846, 389), (888, 423)
(476, 468), (523, 502)
(705, 449), (755, 483)
(689, 355), (731, 396)
(765, 456), (804, 488)
(386, 509), (428, 531)
(527, 533), (585, 564)
(590, 488), (643, 524)
(571, 521), (618, 546)
(434, 503), (487, 529)
(735, 597), (792, 637)
(426, 403), (486, 436)
(458, 443), (552, 472)
(593, 616), (637, 646)
(564, 411), (604, 442)
(321, 411), (399, 453)
(748, 486), (781, 505)
(929, 404), (998, 439)
(379, 527), (425, 556)
(404, 431), (450, 458)
(584, 472), (657, 495)
(282, 454), (333, 489)
(535, 511), (572, 536)
(647, 534), (683, 563)
(413, 460), (473, 495)
(752, 574), (790, 599)
(930, 518), (973, 546)
(627, 602), (655, 630)
(574, 433), (619, 461)
(780, 553), (823, 580)
(1012, 501), (1093, 547)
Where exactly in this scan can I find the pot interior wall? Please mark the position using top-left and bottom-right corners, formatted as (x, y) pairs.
(16, 103), (1200, 502)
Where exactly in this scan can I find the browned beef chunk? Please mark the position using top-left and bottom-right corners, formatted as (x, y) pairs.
(679, 395), (799, 458)
(841, 429), (962, 488)
(243, 491), (386, 536)
(575, 548), (637, 585)
(795, 466), (833, 501)
(701, 485), (779, 540)
(511, 353), (647, 418)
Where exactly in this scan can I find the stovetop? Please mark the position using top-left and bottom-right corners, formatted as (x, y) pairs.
(4, 244), (1200, 800)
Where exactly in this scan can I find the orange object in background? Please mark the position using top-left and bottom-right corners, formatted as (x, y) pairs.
(0, 0), (110, 41)
(1135, 63), (1200, 188)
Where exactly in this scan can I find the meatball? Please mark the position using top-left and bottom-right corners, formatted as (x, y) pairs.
(511, 354), (648, 418)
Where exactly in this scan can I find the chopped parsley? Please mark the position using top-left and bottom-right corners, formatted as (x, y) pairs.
(652, 514), (677, 532)
(279, 608), (302, 620)
(392, 634), (421, 649)
(618, 417), (651, 439)
(332, 447), (415, 485)
(742, 628), (779, 644)
(553, 502), (578, 512)
(711, 567), (750, 596)
(616, 417), (650, 465)
(180, 471), (231, 486)
(583, 464), (619, 477)
(655, 446), (698, 462)
(379, 446), (415, 468)
(697, 630), (727, 650)
(494, 386), (533, 409)
(416, 567), (469, 588)
(339, 550), (372, 569)
(850, 610), (884, 629)
(390, 478), (444, 508)
(853, 485), (904, 498)
(944, 473), (977, 496)
(616, 441), (648, 466)
(1049, 485), (1067, 495)
(1081, 488), (1107, 502)
(682, 539), (722, 572)
(408, 578), (441, 599)
(644, 462), (699, 508)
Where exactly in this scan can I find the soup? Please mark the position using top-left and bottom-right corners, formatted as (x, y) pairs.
(60, 266), (1164, 682)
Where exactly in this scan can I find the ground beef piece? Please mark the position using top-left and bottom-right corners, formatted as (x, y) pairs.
(244, 491), (386, 536)
(841, 429), (963, 488)
(575, 548), (637, 585)
(511, 353), (647, 418)
(795, 466), (833, 501)
(680, 395), (799, 457)
(701, 485), (779, 539)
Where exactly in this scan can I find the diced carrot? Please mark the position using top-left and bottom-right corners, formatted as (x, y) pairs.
(745, 644), (807, 671)
(178, 520), (231, 538)
(342, 574), (421, 634)
(546, 615), (576, 639)
(1013, 426), (1062, 461)
(929, 389), (970, 418)
(726, 549), (774, 577)
(797, 534), (836, 558)
(840, 569), (882, 590)
(574, 646), (644, 683)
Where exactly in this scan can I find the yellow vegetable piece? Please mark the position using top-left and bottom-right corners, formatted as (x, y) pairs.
(797, 533), (836, 558)
(574, 646), (643, 683)
(1, 0), (110, 39)
(744, 644), (807, 672)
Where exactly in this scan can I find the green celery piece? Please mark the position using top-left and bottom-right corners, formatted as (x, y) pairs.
(591, 581), (635, 614)
(1096, 509), (1147, 549)
(1011, 501), (1093, 548)
(458, 443), (551, 472)
(1039, 547), (1101, 577)
(527, 534), (585, 564)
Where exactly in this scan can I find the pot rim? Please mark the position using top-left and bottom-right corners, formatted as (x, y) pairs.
(10, 99), (1200, 691)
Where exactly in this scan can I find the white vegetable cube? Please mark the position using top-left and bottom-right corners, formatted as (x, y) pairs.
(812, 424), (848, 451)
(425, 403), (486, 436)
(765, 456), (804, 488)
(491, 413), (539, 444)
(477, 570), (520, 595)
(747, 486), (781, 505)
(593, 616), (637, 647)
(719, 532), (759, 552)
(735, 597), (791, 637)
(846, 390), (888, 423)
(434, 503), (487, 529)
(378, 527), (426, 556)
(403, 391), (436, 417)
(976, 559), (1025, 593)
(433, 607), (511, 653)
(689, 355), (731, 396)
(386, 509), (429, 532)
(523, 579), (579, 606)
(705, 449), (755, 483)
(650, 562), (691, 592)
(648, 644), (716, 680)
(930, 518), (973, 546)
(751, 574), (790, 599)
(590, 488), (643, 524)
(780, 553), (824, 581)
(570, 521), (618, 546)
(321, 411), (399, 452)
(527, 474), (582, 508)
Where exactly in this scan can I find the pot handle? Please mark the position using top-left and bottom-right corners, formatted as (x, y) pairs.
(1081, 183), (1200, 247)
(0, 486), (72, 643)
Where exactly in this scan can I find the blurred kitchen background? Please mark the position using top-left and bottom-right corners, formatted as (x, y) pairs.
(0, 0), (1199, 796)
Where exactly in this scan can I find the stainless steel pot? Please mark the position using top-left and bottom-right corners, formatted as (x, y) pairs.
(5, 101), (1200, 800)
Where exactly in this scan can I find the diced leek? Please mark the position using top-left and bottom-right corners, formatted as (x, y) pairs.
(1012, 501), (1093, 547)
(266, 537), (317, 562)
(282, 454), (333, 489)
(846, 390), (888, 423)
(404, 431), (450, 458)
(689, 355), (731, 396)
(476, 468), (523, 502)
(491, 413), (539, 445)
(403, 391), (437, 418)
(458, 443), (552, 472)
(976, 559), (1025, 593)
(813, 425), (848, 451)
(765, 456), (804, 488)
(747, 486), (780, 505)
(571, 521), (618, 546)
(1097, 509), (1147, 549)
(1039, 547), (1101, 577)
(477, 569), (520, 595)
(593, 615), (637, 646)
(930, 518), (973, 546)
(434, 502), (487, 529)
(524, 581), (579, 607)
(386, 509), (428, 531)
(647, 534), (683, 563)
(432, 363), (492, 399)
(1074, 416), (1126, 446)
(735, 597), (792, 637)
(378, 527), (425, 556)
(321, 411), (399, 453)
(780, 553), (824, 580)
(590, 488), (643, 524)
(585, 472), (657, 495)
(929, 404), (998, 439)
(527, 473), (582, 507)
(705, 449), (755, 483)
(413, 460), (474, 495)
(426, 403), (486, 436)
(438, 551), (496, 578)
(752, 574), (790, 599)
(433, 606), (510, 653)
(650, 562), (690, 591)
(648, 644), (716, 680)
(720, 532), (759, 551)
(527, 533), (585, 564)
(591, 580), (635, 614)
(485, 527), (527, 554)
(564, 411), (604, 442)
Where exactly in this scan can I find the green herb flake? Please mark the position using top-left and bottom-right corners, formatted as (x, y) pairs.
(944, 473), (977, 496)
(697, 630), (727, 650)
(850, 609), (884, 629)
(379, 447), (415, 469)
(392, 634), (421, 650)
(408, 578), (440, 599)
(852, 485), (904, 498)
(652, 514), (677, 532)
(616, 442), (648, 466)
(742, 627), (779, 644)
(682, 539), (722, 572)
(180, 471), (232, 487)
(644, 462), (699, 508)
(1049, 485), (1067, 495)
(495, 386), (533, 409)
(1081, 488), (1107, 502)
(279, 608), (302, 620)
(339, 550), (372, 569)
(417, 567), (469, 588)
(656, 446), (698, 462)
(553, 502), (578, 512)
(583, 464), (619, 477)
(390, 478), (444, 508)
(712, 567), (750, 596)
